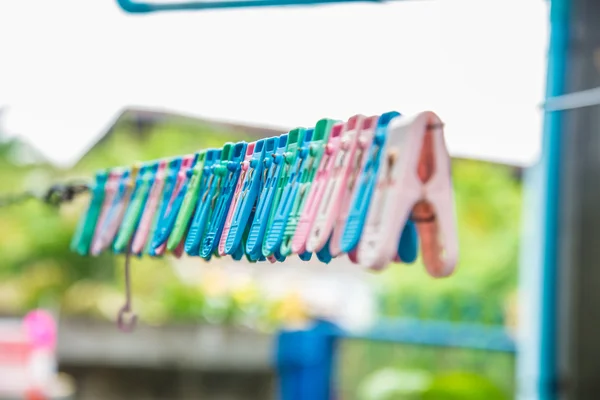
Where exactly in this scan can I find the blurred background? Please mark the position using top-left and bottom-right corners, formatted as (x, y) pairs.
(0, 0), (546, 399)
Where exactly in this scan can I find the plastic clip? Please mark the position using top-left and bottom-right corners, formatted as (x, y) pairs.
(305, 115), (366, 256)
(357, 111), (458, 276)
(144, 157), (183, 256)
(130, 160), (168, 255)
(184, 148), (223, 256)
(90, 170), (123, 254)
(113, 163), (159, 254)
(199, 142), (247, 259)
(219, 142), (257, 256)
(292, 122), (343, 256)
(263, 128), (312, 257)
(329, 116), (378, 258)
(91, 165), (140, 255)
(279, 118), (336, 257)
(225, 137), (279, 255)
(246, 134), (290, 258)
(167, 150), (208, 253)
(339, 111), (400, 258)
(151, 154), (198, 255)
(70, 170), (109, 255)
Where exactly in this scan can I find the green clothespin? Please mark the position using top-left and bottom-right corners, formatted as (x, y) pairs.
(113, 162), (159, 253)
(167, 150), (208, 252)
(70, 170), (108, 255)
(279, 118), (335, 257)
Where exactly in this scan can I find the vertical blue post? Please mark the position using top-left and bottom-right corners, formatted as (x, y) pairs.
(274, 320), (338, 400)
(518, 0), (570, 399)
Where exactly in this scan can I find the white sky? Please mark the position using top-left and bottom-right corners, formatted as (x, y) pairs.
(0, 0), (548, 167)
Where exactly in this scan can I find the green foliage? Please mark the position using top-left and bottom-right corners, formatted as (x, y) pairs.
(422, 371), (509, 400)
(354, 368), (509, 400)
(375, 159), (522, 324)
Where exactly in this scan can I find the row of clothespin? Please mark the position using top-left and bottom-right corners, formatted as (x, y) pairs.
(71, 111), (458, 277)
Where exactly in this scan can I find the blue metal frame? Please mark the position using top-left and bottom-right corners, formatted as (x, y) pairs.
(116, 0), (383, 13)
(518, 1), (569, 399)
(343, 318), (515, 353)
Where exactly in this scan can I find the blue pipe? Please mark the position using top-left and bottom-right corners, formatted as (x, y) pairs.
(117, 0), (383, 13)
(537, 0), (570, 398)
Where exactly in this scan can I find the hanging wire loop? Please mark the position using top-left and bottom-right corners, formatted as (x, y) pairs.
(117, 244), (138, 333)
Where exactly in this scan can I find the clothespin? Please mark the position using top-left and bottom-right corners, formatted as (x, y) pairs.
(263, 127), (312, 257)
(329, 116), (378, 259)
(184, 148), (223, 256)
(356, 112), (420, 268)
(131, 160), (168, 254)
(338, 111), (400, 258)
(199, 141), (247, 259)
(279, 118), (337, 257)
(91, 165), (140, 255)
(90, 169), (123, 254)
(219, 142), (257, 256)
(225, 137), (279, 256)
(145, 156), (183, 256)
(261, 132), (304, 263)
(357, 111), (458, 276)
(167, 150), (208, 253)
(70, 170), (109, 255)
(305, 115), (366, 258)
(292, 122), (344, 256)
(193, 144), (236, 259)
(113, 162), (159, 254)
(151, 154), (198, 255)
(239, 137), (281, 262)
(246, 134), (290, 259)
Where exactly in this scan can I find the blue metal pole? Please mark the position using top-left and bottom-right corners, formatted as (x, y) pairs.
(518, 0), (570, 399)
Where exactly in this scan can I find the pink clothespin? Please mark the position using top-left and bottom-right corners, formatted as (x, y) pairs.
(90, 169), (123, 255)
(305, 115), (366, 253)
(330, 116), (378, 261)
(291, 123), (343, 255)
(218, 142), (255, 256)
(131, 160), (168, 254)
(91, 165), (141, 256)
(357, 111), (458, 276)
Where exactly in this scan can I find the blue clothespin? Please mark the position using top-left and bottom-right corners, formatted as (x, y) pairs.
(245, 135), (288, 259)
(199, 141), (247, 259)
(184, 149), (222, 256)
(225, 137), (278, 254)
(150, 154), (198, 252)
(339, 111), (400, 254)
(147, 157), (183, 257)
(263, 128), (313, 255)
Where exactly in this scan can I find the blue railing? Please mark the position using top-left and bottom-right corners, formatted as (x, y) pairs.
(340, 317), (516, 353)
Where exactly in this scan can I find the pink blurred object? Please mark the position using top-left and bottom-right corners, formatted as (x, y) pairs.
(23, 310), (57, 351)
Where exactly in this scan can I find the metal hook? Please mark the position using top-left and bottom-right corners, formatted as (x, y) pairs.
(117, 244), (137, 332)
